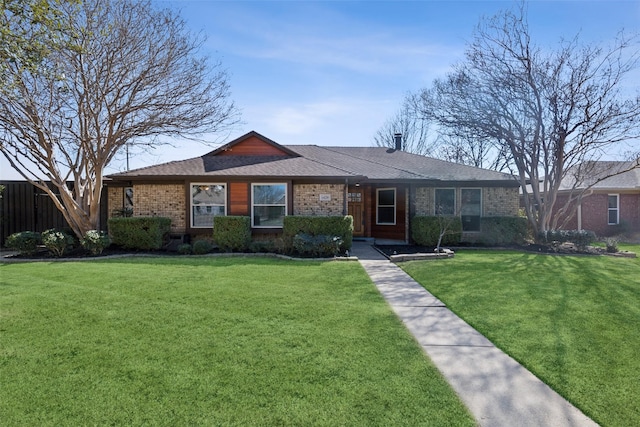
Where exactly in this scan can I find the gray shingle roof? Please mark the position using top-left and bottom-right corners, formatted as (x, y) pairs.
(109, 141), (517, 184)
(559, 160), (640, 190)
(297, 146), (514, 182)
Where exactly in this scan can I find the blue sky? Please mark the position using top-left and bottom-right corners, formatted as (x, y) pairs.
(1, 0), (639, 179)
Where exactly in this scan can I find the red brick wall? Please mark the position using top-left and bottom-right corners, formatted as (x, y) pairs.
(553, 192), (639, 237)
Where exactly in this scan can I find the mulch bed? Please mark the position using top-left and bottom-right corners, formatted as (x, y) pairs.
(374, 242), (612, 258)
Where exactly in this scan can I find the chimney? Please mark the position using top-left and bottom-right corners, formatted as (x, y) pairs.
(394, 133), (402, 151)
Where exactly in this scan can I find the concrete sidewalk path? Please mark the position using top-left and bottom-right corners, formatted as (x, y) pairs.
(352, 242), (598, 427)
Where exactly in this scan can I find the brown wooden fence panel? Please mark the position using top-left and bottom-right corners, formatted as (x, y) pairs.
(1, 181), (107, 246)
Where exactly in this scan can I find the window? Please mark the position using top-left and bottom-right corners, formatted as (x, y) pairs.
(435, 188), (455, 215)
(461, 188), (481, 232)
(124, 187), (133, 209)
(348, 192), (362, 203)
(191, 183), (226, 228)
(376, 188), (396, 225)
(252, 183), (287, 227)
(608, 194), (619, 225)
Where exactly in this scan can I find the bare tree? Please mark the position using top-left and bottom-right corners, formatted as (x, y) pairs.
(374, 95), (435, 155)
(380, 91), (508, 170)
(0, 0), (238, 238)
(435, 132), (511, 171)
(416, 3), (640, 237)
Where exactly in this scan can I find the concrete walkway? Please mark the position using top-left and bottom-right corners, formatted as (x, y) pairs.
(351, 242), (598, 427)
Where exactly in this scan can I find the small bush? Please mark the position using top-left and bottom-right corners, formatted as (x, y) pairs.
(81, 230), (111, 255)
(283, 216), (353, 253)
(537, 229), (597, 250)
(177, 243), (192, 255)
(42, 229), (75, 257)
(108, 217), (171, 250)
(6, 231), (41, 255)
(213, 216), (251, 252)
(603, 236), (619, 253)
(292, 233), (342, 257)
(411, 216), (462, 247)
(193, 240), (213, 255)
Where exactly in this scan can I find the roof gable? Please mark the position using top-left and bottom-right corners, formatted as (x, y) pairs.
(206, 131), (299, 157)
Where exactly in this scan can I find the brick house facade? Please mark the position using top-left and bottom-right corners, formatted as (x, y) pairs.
(550, 161), (640, 237)
(554, 191), (639, 237)
(107, 131), (522, 243)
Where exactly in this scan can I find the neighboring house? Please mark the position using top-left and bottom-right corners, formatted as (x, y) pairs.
(106, 131), (520, 243)
(552, 160), (640, 237)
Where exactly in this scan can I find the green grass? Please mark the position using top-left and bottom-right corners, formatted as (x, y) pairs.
(0, 257), (474, 426)
(401, 246), (640, 427)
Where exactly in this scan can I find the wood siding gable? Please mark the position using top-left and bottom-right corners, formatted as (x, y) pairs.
(208, 131), (299, 157)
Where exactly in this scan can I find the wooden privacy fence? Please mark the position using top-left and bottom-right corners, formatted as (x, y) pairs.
(0, 181), (108, 247)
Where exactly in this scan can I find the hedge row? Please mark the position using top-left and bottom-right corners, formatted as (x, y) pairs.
(478, 217), (529, 245)
(283, 216), (353, 253)
(108, 217), (171, 250)
(411, 216), (529, 247)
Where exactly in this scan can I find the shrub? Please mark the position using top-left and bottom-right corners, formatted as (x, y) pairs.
(292, 233), (342, 257)
(6, 231), (41, 255)
(108, 217), (171, 250)
(42, 229), (75, 257)
(283, 216), (353, 253)
(537, 229), (597, 250)
(177, 243), (192, 255)
(603, 236), (619, 253)
(213, 216), (251, 252)
(193, 240), (213, 255)
(479, 217), (529, 245)
(411, 216), (462, 247)
(81, 230), (111, 255)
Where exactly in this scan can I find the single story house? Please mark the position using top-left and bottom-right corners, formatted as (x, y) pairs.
(106, 131), (521, 243)
(551, 160), (640, 237)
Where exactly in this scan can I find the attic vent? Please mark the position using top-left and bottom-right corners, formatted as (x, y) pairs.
(394, 133), (402, 151)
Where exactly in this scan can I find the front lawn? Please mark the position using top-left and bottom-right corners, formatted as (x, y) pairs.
(402, 248), (640, 427)
(0, 257), (474, 426)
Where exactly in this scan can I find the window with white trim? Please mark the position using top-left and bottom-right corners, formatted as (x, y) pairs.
(252, 183), (287, 227)
(435, 188), (455, 215)
(191, 183), (226, 228)
(376, 188), (396, 225)
(461, 188), (481, 232)
(608, 194), (619, 225)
